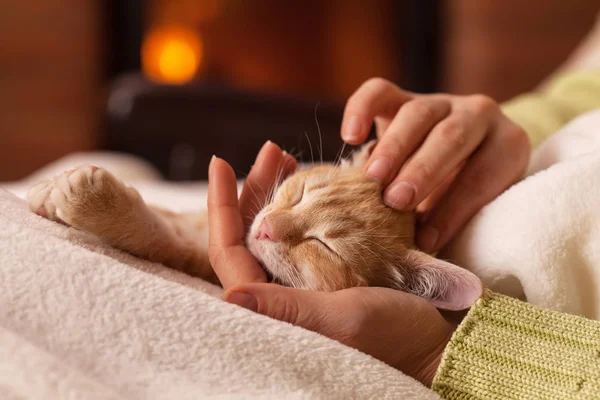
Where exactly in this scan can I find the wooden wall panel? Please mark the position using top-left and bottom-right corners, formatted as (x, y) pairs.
(0, 1), (101, 180)
(441, 0), (600, 102)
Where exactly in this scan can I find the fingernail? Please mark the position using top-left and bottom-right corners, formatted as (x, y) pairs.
(209, 155), (217, 172)
(417, 226), (439, 253)
(224, 291), (258, 312)
(384, 182), (416, 209)
(259, 140), (273, 152)
(258, 140), (273, 153)
(255, 142), (274, 164)
(366, 158), (392, 182)
(282, 150), (296, 167)
(419, 210), (432, 224)
(343, 116), (362, 142)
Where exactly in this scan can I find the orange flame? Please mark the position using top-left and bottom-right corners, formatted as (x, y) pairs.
(142, 26), (203, 84)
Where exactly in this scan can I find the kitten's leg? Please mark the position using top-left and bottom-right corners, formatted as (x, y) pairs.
(27, 165), (216, 283)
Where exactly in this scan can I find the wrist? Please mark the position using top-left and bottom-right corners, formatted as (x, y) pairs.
(418, 328), (453, 387)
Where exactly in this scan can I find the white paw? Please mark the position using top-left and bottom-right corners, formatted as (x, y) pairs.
(27, 165), (137, 227)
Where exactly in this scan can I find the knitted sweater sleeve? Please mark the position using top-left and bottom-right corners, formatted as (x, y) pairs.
(500, 67), (600, 149)
(432, 291), (600, 399)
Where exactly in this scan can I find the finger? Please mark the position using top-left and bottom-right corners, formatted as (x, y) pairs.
(208, 156), (267, 289)
(416, 122), (530, 253)
(341, 78), (413, 144)
(281, 150), (298, 175)
(208, 156), (243, 247)
(382, 108), (488, 210)
(239, 141), (297, 230)
(365, 97), (451, 185)
(223, 283), (336, 334)
(416, 162), (465, 216)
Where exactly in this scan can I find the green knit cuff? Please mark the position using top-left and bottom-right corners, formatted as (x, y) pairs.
(432, 291), (600, 400)
(501, 66), (600, 149)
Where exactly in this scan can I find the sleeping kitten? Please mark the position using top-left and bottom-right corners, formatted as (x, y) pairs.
(27, 142), (482, 310)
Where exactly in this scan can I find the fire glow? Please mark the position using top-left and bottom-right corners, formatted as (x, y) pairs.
(142, 26), (203, 84)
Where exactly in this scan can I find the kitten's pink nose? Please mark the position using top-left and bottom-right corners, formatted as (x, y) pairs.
(256, 217), (278, 241)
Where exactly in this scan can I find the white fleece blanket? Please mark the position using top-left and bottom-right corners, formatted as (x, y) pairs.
(0, 156), (438, 399)
(445, 108), (600, 319)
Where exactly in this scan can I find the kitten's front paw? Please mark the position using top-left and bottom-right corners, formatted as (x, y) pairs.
(27, 165), (140, 228)
(28, 178), (62, 221)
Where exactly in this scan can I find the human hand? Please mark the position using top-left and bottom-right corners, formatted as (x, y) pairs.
(223, 284), (454, 386)
(208, 146), (455, 386)
(341, 78), (531, 253)
(207, 140), (296, 290)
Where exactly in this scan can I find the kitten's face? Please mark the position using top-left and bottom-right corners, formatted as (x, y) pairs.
(246, 143), (482, 310)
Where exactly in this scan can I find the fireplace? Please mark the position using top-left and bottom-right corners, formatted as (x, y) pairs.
(104, 1), (440, 180)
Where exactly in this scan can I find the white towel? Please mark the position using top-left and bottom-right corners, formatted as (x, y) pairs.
(445, 108), (600, 319)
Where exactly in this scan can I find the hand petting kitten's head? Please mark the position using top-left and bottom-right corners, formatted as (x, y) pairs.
(246, 141), (482, 310)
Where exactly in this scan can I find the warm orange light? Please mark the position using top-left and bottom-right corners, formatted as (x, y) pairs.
(142, 26), (203, 84)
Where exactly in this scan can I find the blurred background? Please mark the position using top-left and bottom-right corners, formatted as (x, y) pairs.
(1, 0), (599, 181)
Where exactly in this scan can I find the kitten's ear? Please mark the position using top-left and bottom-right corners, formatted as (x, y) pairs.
(390, 250), (483, 310)
(341, 140), (377, 169)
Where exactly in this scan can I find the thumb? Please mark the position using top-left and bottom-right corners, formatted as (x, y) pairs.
(223, 283), (332, 330)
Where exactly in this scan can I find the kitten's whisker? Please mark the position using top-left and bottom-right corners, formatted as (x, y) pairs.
(247, 177), (269, 202)
(245, 180), (267, 212)
(281, 264), (302, 289)
(334, 142), (348, 168)
(346, 149), (356, 165)
(266, 170), (284, 207)
(353, 241), (389, 267)
(314, 102), (323, 164)
(263, 159), (287, 207)
(362, 233), (413, 239)
(304, 131), (315, 166)
(362, 238), (399, 259)
(249, 201), (262, 217)
(347, 244), (369, 266)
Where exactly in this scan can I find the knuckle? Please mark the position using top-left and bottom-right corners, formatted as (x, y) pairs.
(403, 99), (438, 123)
(208, 246), (226, 268)
(364, 77), (392, 90)
(377, 132), (404, 156)
(438, 120), (468, 147)
(267, 292), (299, 324)
(503, 124), (530, 153)
(409, 160), (435, 184)
(467, 94), (497, 114)
(347, 78), (405, 118)
(332, 309), (365, 348)
(349, 78), (393, 105)
(500, 125), (531, 179)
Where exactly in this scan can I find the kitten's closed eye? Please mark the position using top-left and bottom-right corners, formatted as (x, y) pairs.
(305, 236), (334, 253)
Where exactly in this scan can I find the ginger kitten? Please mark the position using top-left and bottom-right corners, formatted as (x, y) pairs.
(27, 142), (481, 310)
